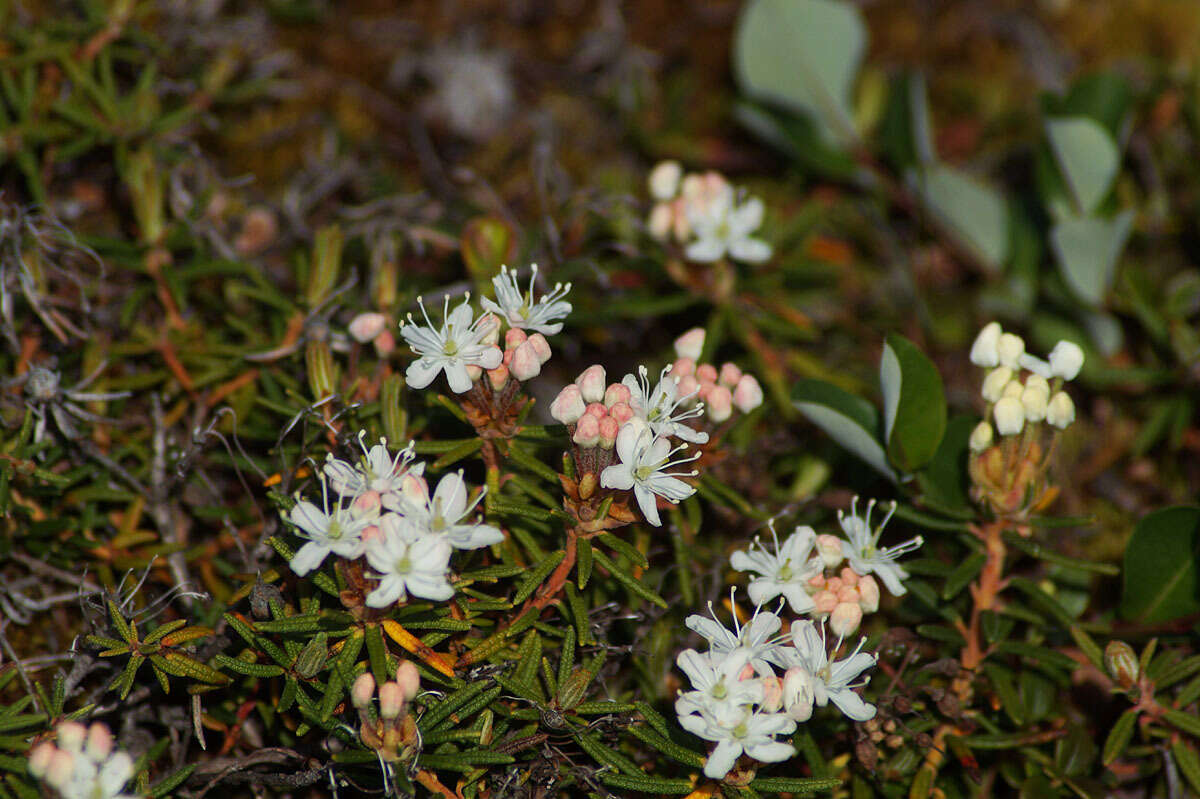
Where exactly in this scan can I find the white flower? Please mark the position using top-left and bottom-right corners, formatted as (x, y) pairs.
(364, 515), (454, 606)
(981, 366), (1013, 403)
(1049, 340), (1084, 381)
(649, 161), (683, 201)
(286, 478), (373, 576)
(385, 471), (503, 550)
(674, 649), (763, 718)
(323, 432), (423, 501)
(788, 620), (877, 722)
(401, 295), (503, 393)
(730, 525), (822, 613)
(969, 322), (1003, 367)
(685, 598), (789, 678)
(837, 497), (922, 597)
(623, 365), (709, 444)
(678, 703), (797, 779)
(685, 190), (772, 264)
(600, 421), (698, 527)
(479, 264), (572, 335)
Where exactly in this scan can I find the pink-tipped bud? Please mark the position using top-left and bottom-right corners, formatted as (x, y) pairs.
(603, 383), (632, 408)
(695, 380), (713, 401)
(349, 312), (388, 343)
(504, 327), (527, 351)
(674, 328), (705, 360)
(676, 375), (700, 403)
(56, 722), (86, 754)
(526, 333), (552, 365)
(550, 384), (585, 425)
(379, 682), (405, 720)
(830, 602), (864, 638)
(85, 723), (113, 760)
(733, 374), (764, 413)
(400, 474), (429, 507)
(351, 672), (376, 710)
(814, 590), (838, 614)
(718, 362), (743, 387)
(696, 363), (718, 384)
(816, 534), (844, 570)
(608, 402), (634, 426)
(477, 313), (502, 347)
(354, 490), (382, 516)
(737, 663), (756, 681)
(807, 573), (826, 589)
(501, 348), (513, 367)
(837, 585), (861, 604)
(465, 364), (482, 382)
(396, 661), (421, 703)
(858, 575), (880, 613)
(45, 750), (75, 790)
(488, 364), (510, 391)
(373, 329), (396, 356)
(572, 414), (601, 448)
(670, 358), (696, 378)
(576, 365), (607, 403)
(361, 524), (382, 543)
(585, 402), (606, 419)
(598, 416), (619, 449)
(28, 743), (55, 779)
(670, 197), (691, 242)
(825, 576), (844, 593)
(760, 676), (784, 712)
(839, 567), (859, 586)
(511, 341), (542, 382)
(706, 385), (732, 423)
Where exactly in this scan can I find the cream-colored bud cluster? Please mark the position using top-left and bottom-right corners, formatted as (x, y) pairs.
(350, 662), (423, 764)
(28, 721), (135, 799)
(647, 162), (728, 244)
(969, 322), (1082, 449)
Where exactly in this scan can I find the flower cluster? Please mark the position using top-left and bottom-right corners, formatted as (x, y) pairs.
(676, 596), (877, 780)
(28, 722), (135, 799)
(351, 662), (422, 764)
(646, 161), (772, 264)
(731, 498), (921, 639)
(668, 328), (763, 423)
(966, 323), (1083, 517)
(284, 433), (501, 607)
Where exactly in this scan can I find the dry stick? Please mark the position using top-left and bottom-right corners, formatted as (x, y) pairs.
(151, 394), (199, 611)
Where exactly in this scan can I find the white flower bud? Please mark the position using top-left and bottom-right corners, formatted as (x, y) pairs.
(706, 385), (733, 422)
(379, 681), (404, 720)
(969, 421), (994, 452)
(1024, 374), (1050, 396)
(815, 534), (844, 570)
(56, 722), (86, 754)
(526, 333), (552, 365)
(1046, 391), (1075, 429)
(782, 666), (815, 723)
(760, 676), (784, 712)
(575, 365), (607, 404)
(477, 312), (501, 347)
(993, 397), (1025, 435)
(674, 327), (706, 361)
(996, 333), (1026, 369)
(1021, 384), (1049, 422)
(28, 743), (55, 779)
(1002, 380), (1024, 401)
(510, 341), (542, 382)
(348, 312), (388, 343)
(857, 574), (880, 614)
(829, 601), (864, 638)
(1049, 340), (1085, 381)
(732, 374), (764, 413)
(647, 203), (673, 240)
(981, 366), (1013, 403)
(396, 660), (421, 703)
(550, 384), (585, 425)
(969, 322), (1002, 367)
(648, 160), (683, 201)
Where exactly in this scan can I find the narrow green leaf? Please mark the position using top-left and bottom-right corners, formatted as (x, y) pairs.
(1164, 709), (1200, 739)
(748, 777), (841, 794)
(1102, 708), (1138, 765)
(597, 532), (649, 569)
(1172, 740), (1200, 795)
(591, 550), (667, 608)
(942, 552), (987, 600)
(599, 772), (694, 795)
(211, 654), (285, 678)
(148, 765), (196, 798)
(625, 724), (706, 768)
(577, 539), (593, 589)
(512, 550), (565, 605)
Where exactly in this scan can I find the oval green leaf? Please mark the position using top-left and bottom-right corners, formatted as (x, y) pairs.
(793, 378), (896, 482)
(880, 333), (946, 473)
(1049, 210), (1133, 307)
(1046, 116), (1120, 215)
(1120, 506), (1200, 623)
(911, 163), (1010, 272)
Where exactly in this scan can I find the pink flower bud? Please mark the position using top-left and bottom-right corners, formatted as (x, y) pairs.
(361, 524), (381, 543)
(504, 327), (527, 351)
(351, 672), (376, 710)
(858, 575), (880, 613)
(816, 534), (844, 570)
(28, 743), (55, 778)
(477, 313), (501, 346)
(56, 722), (86, 753)
(706, 385), (732, 422)
(830, 602), (864, 638)
(825, 577), (843, 594)
(807, 573), (826, 589)
(733, 374), (764, 413)
(396, 660), (421, 703)
(373, 329), (396, 356)
(550, 384), (585, 424)
(695, 380), (712, 400)
(585, 402), (606, 419)
(718, 362), (743, 387)
(575, 365), (607, 403)
(46, 750), (75, 790)
(598, 416), (619, 449)
(572, 414), (601, 448)
(354, 491), (382, 515)
(839, 567), (859, 586)
(676, 375), (700, 403)
(608, 402), (634, 425)
(488, 364), (510, 391)
(838, 585), (861, 604)
(501, 348), (513, 367)
(379, 682), (404, 720)
(670, 358), (696, 378)
(814, 590), (838, 614)
(603, 383), (631, 408)
(465, 364), (482, 382)
(760, 676), (784, 712)
(349, 312), (388, 343)
(696, 363), (718, 384)
(670, 197), (691, 241)
(526, 333), (552, 364)
(738, 663), (756, 681)
(674, 328), (705, 360)
(400, 474), (429, 507)
(86, 723), (113, 760)
(511, 341), (542, 381)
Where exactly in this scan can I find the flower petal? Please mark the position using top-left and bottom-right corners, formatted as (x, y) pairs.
(290, 541), (329, 576)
